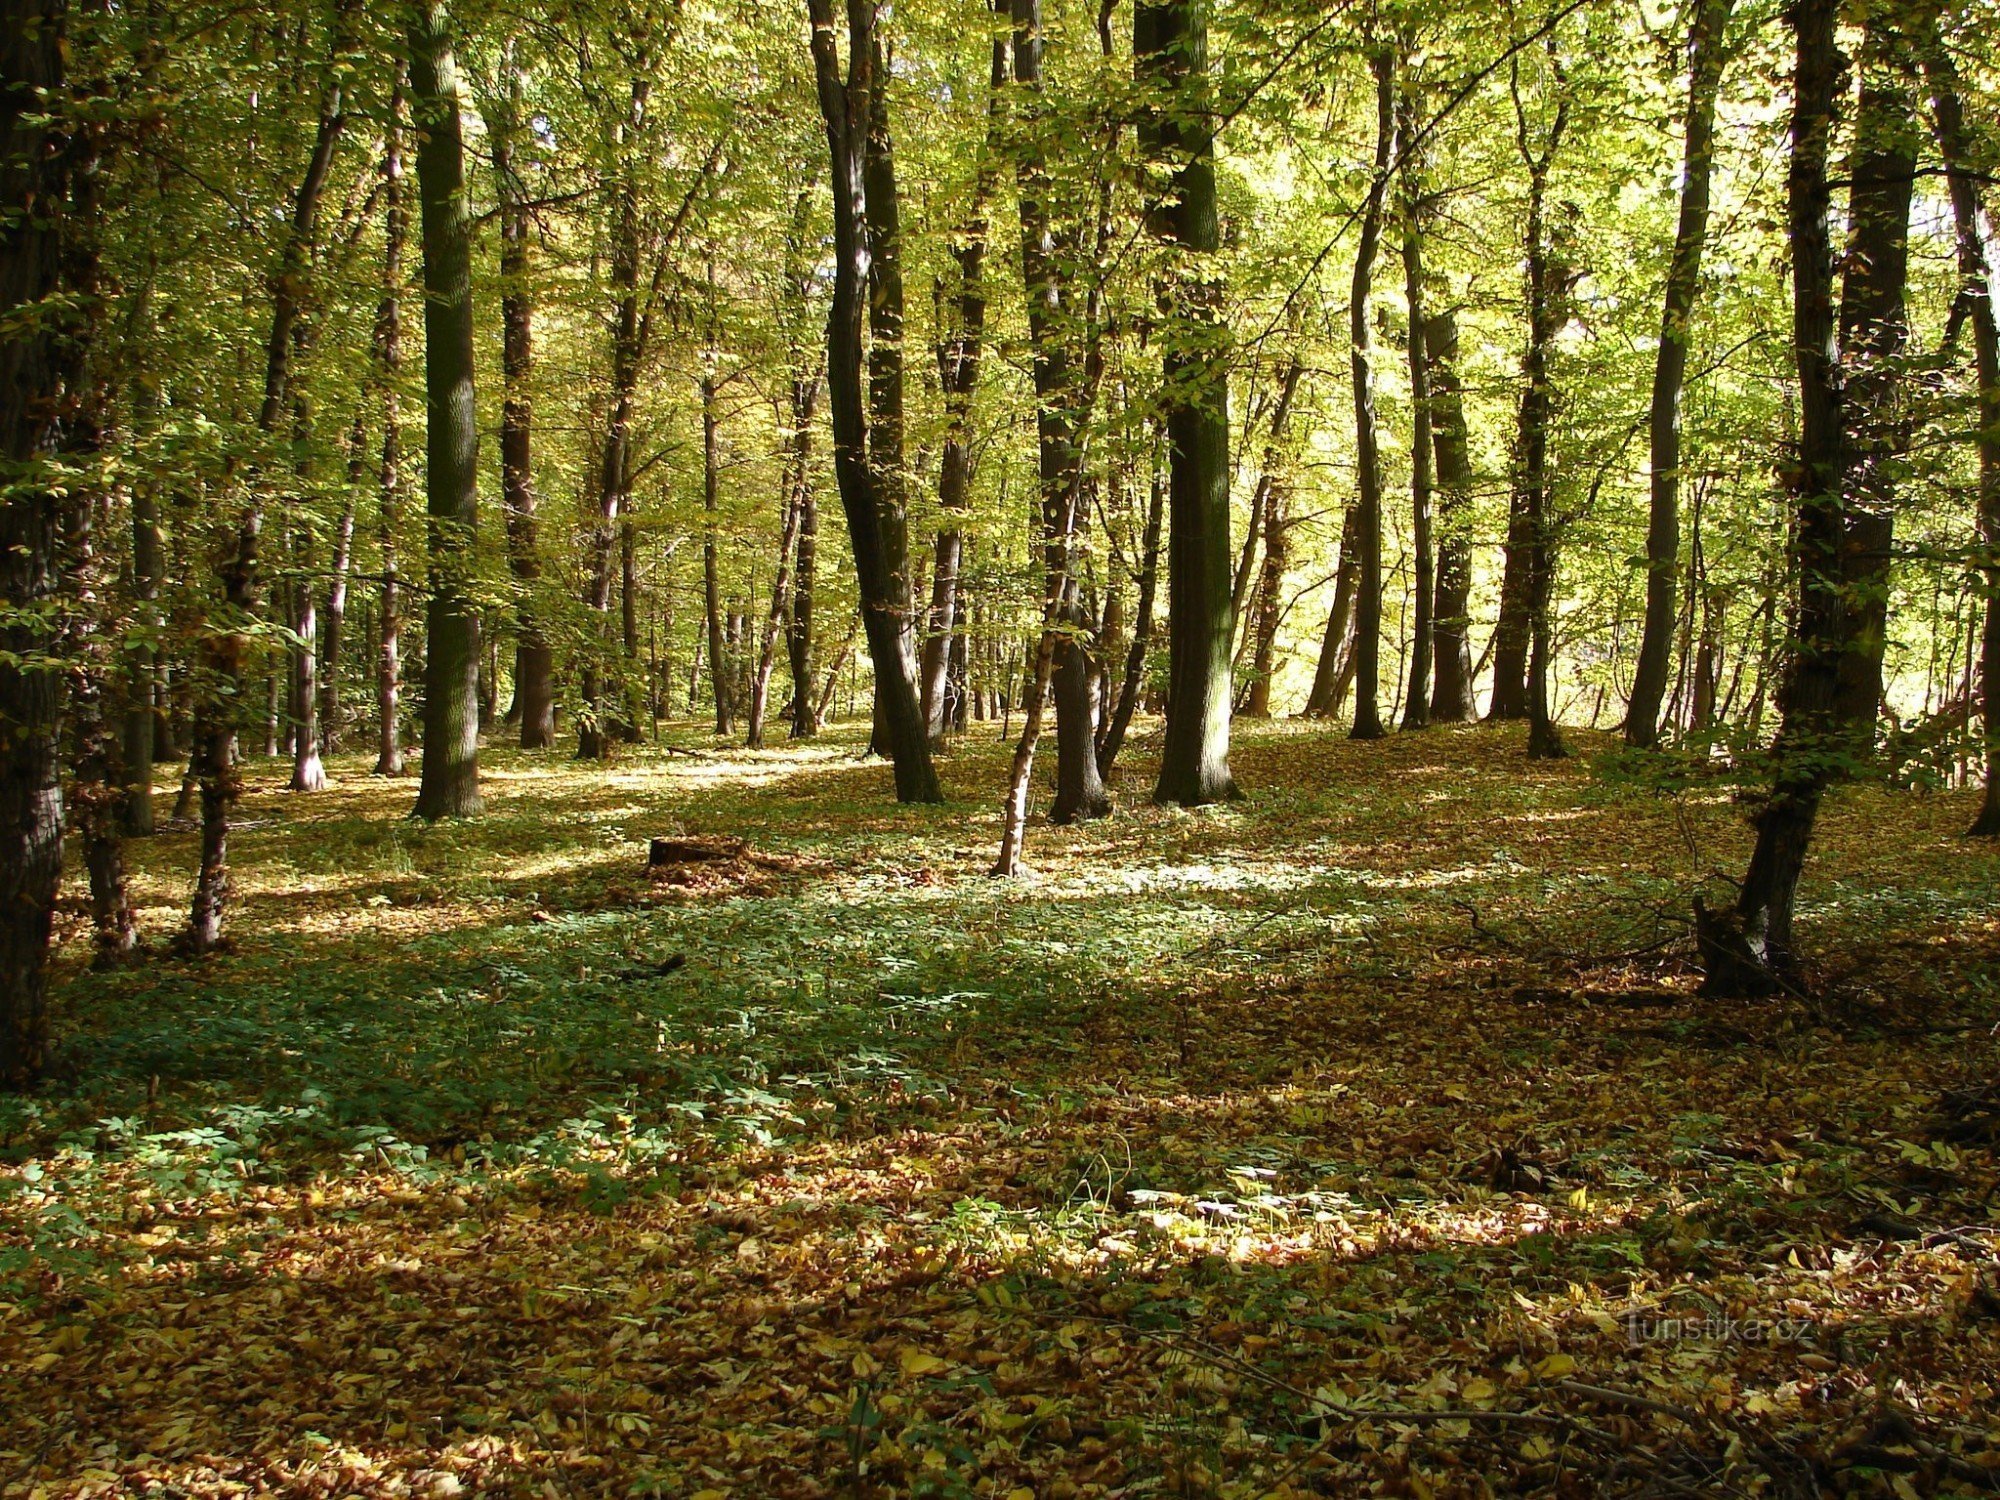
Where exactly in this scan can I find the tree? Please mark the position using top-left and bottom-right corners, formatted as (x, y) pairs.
(804, 0), (941, 803)
(409, 0), (482, 821)
(1625, 0), (1734, 749)
(1, 0), (91, 1084)
(1698, 0), (1849, 994)
(1347, 43), (1396, 743)
(1138, 0), (1235, 806)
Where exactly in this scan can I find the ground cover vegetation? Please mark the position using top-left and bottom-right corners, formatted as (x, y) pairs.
(3, 0), (2000, 1493)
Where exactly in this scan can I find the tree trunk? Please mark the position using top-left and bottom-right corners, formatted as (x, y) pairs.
(1012, 0), (1109, 827)
(124, 393), (163, 835)
(191, 14), (350, 947)
(923, 15), (1004, 742)
(409, 0), (482, 820)
(1830, 16), (1917, 742)
(1304, 504), (1361, 719)
(375, 76), (408, 777)
(1098, 450), (1165, 777)
(1627, 0), (1734, 747)
(1348, 44), (1396, 741)
(487, 43), (553, 750)
(748, 376), (818, 748)
(1138, 0), (1236, 805)
(1426, 308), (1476, 721)
(1923, 18), (2000, 835)
(1244, 358), (1302, 718)
(1398, 72), (1436, 732)
(789, 461), (819, 739)
(288, 352), (328, 793)
(1700, 0), (1847, 995)
(805, 0), (941, 802)
(701, 369), (732, 736)
(319, 426), (357, 754)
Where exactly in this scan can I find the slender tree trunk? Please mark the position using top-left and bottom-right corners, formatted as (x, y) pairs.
(1012, 0), (1109, 827)
(1349, 44), (1396, 741)
(1627, 0), (1734, 747)
(1699, 0), (1847, 994)
(1427, 309), (1476, 721)
(488, 43), (552, 750)
(319, 426), (357, 754)
(805, 0), (942, 801)
(1304, 505), (1361, 718)
(789, 463), (820, 739)
(1923, 19), (2000, 835)
(1099, 450), (1164, 777)
(374, 77), (408, 776)
(191, 16), (349, 947)
(748, 377), (817, 748)
(1138, 0), (1236, 805)
(288, 355), (328, 792)
(701, 370), (733, 736)
(1399, 72), (1436, 731)
(923, 15), (1004, 742)
(1244, 358), (1302, 718)
(124, 400), (163, 835)
(409, 0), (482, 820)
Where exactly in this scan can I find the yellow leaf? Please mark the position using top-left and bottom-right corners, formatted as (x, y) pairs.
(1534, 1353), (1577, 1379)
(690, 1491), (727, 1500)
(1461, 1377), (1497, 1401)
(1007, 1490), (1035, 1500)
(1522, 1435), (1554, 1461)
(899, 1349), (948, 1377)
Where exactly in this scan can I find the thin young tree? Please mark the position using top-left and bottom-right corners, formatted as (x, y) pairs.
(1626, 0), (1735, 747)
(1348, 42), (1396, 742)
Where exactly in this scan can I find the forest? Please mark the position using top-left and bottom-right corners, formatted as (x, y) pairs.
(3, 0), (2000, 1493)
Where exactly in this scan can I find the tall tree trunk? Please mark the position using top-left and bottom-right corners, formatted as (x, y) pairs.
(1627, 0), (1735, 747)
(4, 0), (94, 1062)
(288, 336), (328, 792)
(1699, 0), (1847, 994)
(1398, 69), (1436, 732)
(319, 422), (357, 754)
(1348, 44), (1396, 741)
(1011, 0), (1109, 827)
(374, 86), (408, 777)
(487, 42), (552, 750)
(1427, 308), (1476, 721)
(701, 369), (733, 736)
(1513, 46), (1573, 761)
(579, 83), (648, 762)
(409, 0), (482, 820)
(923, 14), (1004, 742)
(1138, 0), (1236, 805)
(1923, 19), (2000, 835)
(1830, 17), (1917, 742)
(124, 384), (163, 834)
(805, 0), (942, 802)
(191, 14), (349, 947)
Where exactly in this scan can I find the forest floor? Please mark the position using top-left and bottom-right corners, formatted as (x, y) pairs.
(4, 718), (2000, 1499)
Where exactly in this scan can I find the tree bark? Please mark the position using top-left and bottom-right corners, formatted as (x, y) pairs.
(1627, 0), (1734, 747)
(374, 78), (408, 777)
(1922, 19), (2000, 835)
(409, 0), (482, 820)
(1138, 0), (1236, 805)
(805, 0), (941, 802)
(1426, 307), (1476, 721)
(748, 376), (819, 748)
(1098, 448), (1164, 777)
(1398, 69), (1435, 732)
(1348, 44), (1396, 742)
(1304, 504), (1361, 719)
(1700, 0), (1848, 994)
(1244, 358), (1302, 718)
(487, 41), (552, 750)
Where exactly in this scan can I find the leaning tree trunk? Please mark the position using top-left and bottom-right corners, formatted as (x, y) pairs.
(1626, 0), (1734, 747)
(1348, 44), (1396, 742)
(1244, 357), (1303, 718)
(1923, 17), (2000, 836)
(1098, 449), (1165, 777)
(1699, 0), (1849, 995)
(488, 44), (553, 750)
(409, 0), (482, 820)
(805, 0), (941, 802)
(1303, 504), (1361, 719)
(1138, 0), (1236, 805)
(1426, 308), (1477, 721)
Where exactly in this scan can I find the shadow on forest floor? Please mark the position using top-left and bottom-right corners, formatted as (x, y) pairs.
(4, 718), (1999, 1498)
